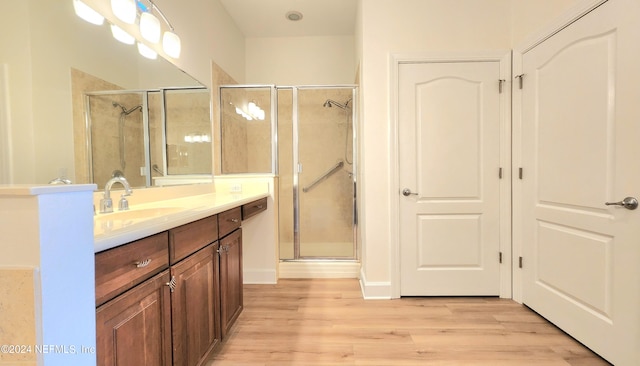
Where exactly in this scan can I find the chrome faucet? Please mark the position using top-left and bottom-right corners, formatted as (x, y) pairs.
(100, 176), (133, 213)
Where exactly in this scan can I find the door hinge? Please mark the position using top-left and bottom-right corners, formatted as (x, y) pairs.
(499, 252), (503, 263)
(518, 256), (523, 268)
(519, 167), (523, 179)
(498, 79), (506, 93)
(515, 74), (524, 89)
(498, 167), (503, 179)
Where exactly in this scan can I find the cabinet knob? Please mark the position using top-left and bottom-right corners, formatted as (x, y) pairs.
(229, 218), (239, 223)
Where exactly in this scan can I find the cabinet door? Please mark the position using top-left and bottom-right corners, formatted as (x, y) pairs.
(96, 271), (172, 366)
(171, 244), (220, 366)
(219, 229), (243, 337)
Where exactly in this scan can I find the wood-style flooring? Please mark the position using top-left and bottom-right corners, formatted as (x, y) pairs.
(207, 279), (610, 366)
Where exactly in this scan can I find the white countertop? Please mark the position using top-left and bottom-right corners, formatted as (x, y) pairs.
(94, 190), (269, 253)
(0, 184), (97, 195)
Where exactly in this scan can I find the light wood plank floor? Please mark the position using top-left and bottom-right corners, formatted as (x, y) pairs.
(207, 279), (610, 366)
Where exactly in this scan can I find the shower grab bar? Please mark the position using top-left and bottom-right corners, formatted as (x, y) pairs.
(302, 161), (344, 193)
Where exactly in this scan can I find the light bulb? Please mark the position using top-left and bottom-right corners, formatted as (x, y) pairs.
(162, 31), (181, 58)
(140, 12), (161, 43)
(111, 0), (136, 24)
(73, 0), (105, 25)
(110, 24), (135, 45)
(137, 42), (157, 60)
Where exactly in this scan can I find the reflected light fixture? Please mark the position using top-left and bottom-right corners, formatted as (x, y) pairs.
(110, 24), (135, 44)
(137, 42), (157, 59)
(235, 101), (265, 121)
(111, 0), (136, 24)
(73, 0), (105, 25)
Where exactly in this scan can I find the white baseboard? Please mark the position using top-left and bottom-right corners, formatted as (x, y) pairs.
(243, 269), (277, 284)
(278, 261), (360, 279)
(359, 268), (392, 299)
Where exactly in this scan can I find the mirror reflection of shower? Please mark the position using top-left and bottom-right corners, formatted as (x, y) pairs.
(112, 102), (142, 171)
(85, 88), (212, 188)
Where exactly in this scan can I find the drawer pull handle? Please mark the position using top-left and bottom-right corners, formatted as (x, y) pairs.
(229, 218), (239, 223)
(135, 259), (152, 268)
(255, 205), (263, 209)
(165, 276), (176, 293)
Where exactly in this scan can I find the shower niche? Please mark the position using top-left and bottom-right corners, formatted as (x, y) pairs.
(219, 85), (357, 261)
(85, 88), (212, 188)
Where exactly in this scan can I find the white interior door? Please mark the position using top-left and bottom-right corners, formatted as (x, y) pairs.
(519, 0), (640, 364)
(399, 61), (503, 296)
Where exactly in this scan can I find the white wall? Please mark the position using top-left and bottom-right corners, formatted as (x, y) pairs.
(245, 36), (357, 85)
(0, 2), (35, 183)
(510, 0), (582, 45)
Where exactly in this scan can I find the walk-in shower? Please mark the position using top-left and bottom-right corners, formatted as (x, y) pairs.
(219, 85), (357, 261)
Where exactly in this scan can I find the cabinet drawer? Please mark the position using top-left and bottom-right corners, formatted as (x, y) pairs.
(169, 215), (218, 263)
(242, 197), (267, 220)
(218, 207), (241, 238)
(95, 232), (169, 306)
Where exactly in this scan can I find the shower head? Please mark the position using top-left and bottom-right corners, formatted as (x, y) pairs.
(113, 102), (142, 115)
(323, 98), (352, 110)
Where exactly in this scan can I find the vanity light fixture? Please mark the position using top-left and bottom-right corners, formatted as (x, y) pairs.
(110, 24), (135, 44)
(73, 0), (105, 25)
(139, 11), (161, 43)
(111, 0), (137, 24)
(162, 30), (181, 59)
(140, 0), (182, 58)
(137, 42), (157, 59)
(72, 0), (181, 59)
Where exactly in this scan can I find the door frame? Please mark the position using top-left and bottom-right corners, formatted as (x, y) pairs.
(511, 0), (608, 303)
(390, 51), (513, 299)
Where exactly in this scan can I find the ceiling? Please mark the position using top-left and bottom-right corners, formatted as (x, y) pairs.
(219, 0), (358, 38)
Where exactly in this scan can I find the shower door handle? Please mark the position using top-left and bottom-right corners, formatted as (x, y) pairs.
(402, 188), (418, 197)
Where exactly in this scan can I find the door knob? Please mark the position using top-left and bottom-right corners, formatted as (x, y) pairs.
(605, 197), (638, 210)
(402, 188), (418, 197)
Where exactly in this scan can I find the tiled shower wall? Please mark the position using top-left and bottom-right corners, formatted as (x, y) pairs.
(72, 69), (211, 187)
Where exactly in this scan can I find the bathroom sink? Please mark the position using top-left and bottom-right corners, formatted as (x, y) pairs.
(95, 206), (185, 222)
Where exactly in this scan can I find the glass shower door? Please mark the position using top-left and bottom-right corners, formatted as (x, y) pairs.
(296, 87), (355, 259)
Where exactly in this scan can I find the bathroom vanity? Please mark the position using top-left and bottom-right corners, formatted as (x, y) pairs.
(93, 186), (268, 366)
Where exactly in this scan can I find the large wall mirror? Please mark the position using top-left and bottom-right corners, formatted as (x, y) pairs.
(0, 0), (212, 188)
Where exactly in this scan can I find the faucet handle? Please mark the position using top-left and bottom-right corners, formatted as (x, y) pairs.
(119, 194), (130, 211)
(99, 197), (113, 214)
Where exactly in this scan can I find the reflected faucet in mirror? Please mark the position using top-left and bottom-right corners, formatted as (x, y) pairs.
(100, 175), (133, 213)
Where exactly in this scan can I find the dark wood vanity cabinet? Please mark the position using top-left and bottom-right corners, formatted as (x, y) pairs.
(96, 270), (173, 366)
(95, 198), (266, 366)
(171, 244), (220, 366)
(219, 228), (243, 337)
